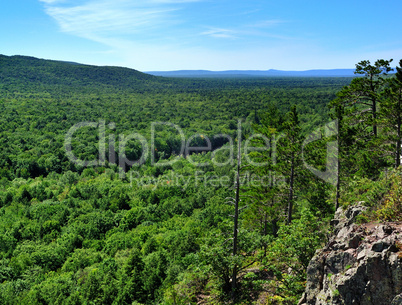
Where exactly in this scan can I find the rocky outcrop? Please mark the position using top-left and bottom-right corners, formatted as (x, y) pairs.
(299, 204), (402, 305)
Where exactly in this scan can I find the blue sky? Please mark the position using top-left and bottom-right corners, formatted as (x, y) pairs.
(1, 0), (402, 71)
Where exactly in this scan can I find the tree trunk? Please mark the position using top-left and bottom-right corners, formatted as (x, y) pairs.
(272, 217), (278, 238)
(287, 153), (294, 224)
(370, 75), (378, 137)
(396, 88), (402, 168)
(335, 158), (340, 210)
(372, 97), (377, 137)
(335, 125), (341, 210)
(231, 120), (242, 301)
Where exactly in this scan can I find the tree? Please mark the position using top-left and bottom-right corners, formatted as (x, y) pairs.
(329, 95), (357, 209)
(380, 59), (402, 168)
(278, 106), (302, 224)
(353, 59), (393, 137)
(329, 59), (393, 179)
(231, 120), (242, 300)
(244, 105), (302, 225)
(242, 104), (284, 238)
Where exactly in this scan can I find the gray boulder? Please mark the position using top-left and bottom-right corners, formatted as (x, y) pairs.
(300, 204), (402, 305)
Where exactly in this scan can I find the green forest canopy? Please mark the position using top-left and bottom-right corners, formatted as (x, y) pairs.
(0, 54), (401, 304)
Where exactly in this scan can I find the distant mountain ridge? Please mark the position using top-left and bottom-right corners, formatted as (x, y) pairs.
(0, 54), (356, 88)
(147, 69), (356, 78)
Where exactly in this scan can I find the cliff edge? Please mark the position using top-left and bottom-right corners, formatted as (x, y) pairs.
(298, 204), (402, 305)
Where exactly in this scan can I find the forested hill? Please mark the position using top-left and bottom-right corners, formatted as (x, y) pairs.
(0, 54), (156, 90)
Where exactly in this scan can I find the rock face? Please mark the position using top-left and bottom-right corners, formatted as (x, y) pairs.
(299, 204), (402, 305)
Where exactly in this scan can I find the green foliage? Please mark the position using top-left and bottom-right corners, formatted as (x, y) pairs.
(374, 170), (402, 221)
(340, 174), (391, 208)
(339, 168), (402, 223)
(2, 54), (402, 304)
(263, 209), (327, 303)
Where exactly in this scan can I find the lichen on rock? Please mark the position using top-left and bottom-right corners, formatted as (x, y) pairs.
(298, 204), (402, 305)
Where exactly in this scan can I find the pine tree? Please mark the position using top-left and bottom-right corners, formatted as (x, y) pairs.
(242, 104), (284, 235)
(354, 59), (393, 137)
(380, 59), (402, 168)
(277, 106), (302, 224)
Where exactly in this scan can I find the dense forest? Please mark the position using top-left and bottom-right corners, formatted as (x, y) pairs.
(0, 54), (401, 304)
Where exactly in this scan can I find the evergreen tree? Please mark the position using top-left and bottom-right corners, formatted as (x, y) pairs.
(243, 104), (284, 237)
(354, 59), (393, 137)
(329, 59), (393, 178)
(277, 106), (302, 224)
(380, 59), (402, 168)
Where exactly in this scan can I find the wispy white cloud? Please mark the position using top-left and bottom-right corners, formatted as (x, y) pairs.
(40, 0), (197, 42)
(200, 20), (290, 41)
(201, 28), (238, 39)
(249, 19), (285, 28)
(39, 0), (65, 4)
(38, 0), (296, 70)
(238, 9), (261, 16)
(148, 0), (200, 3)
